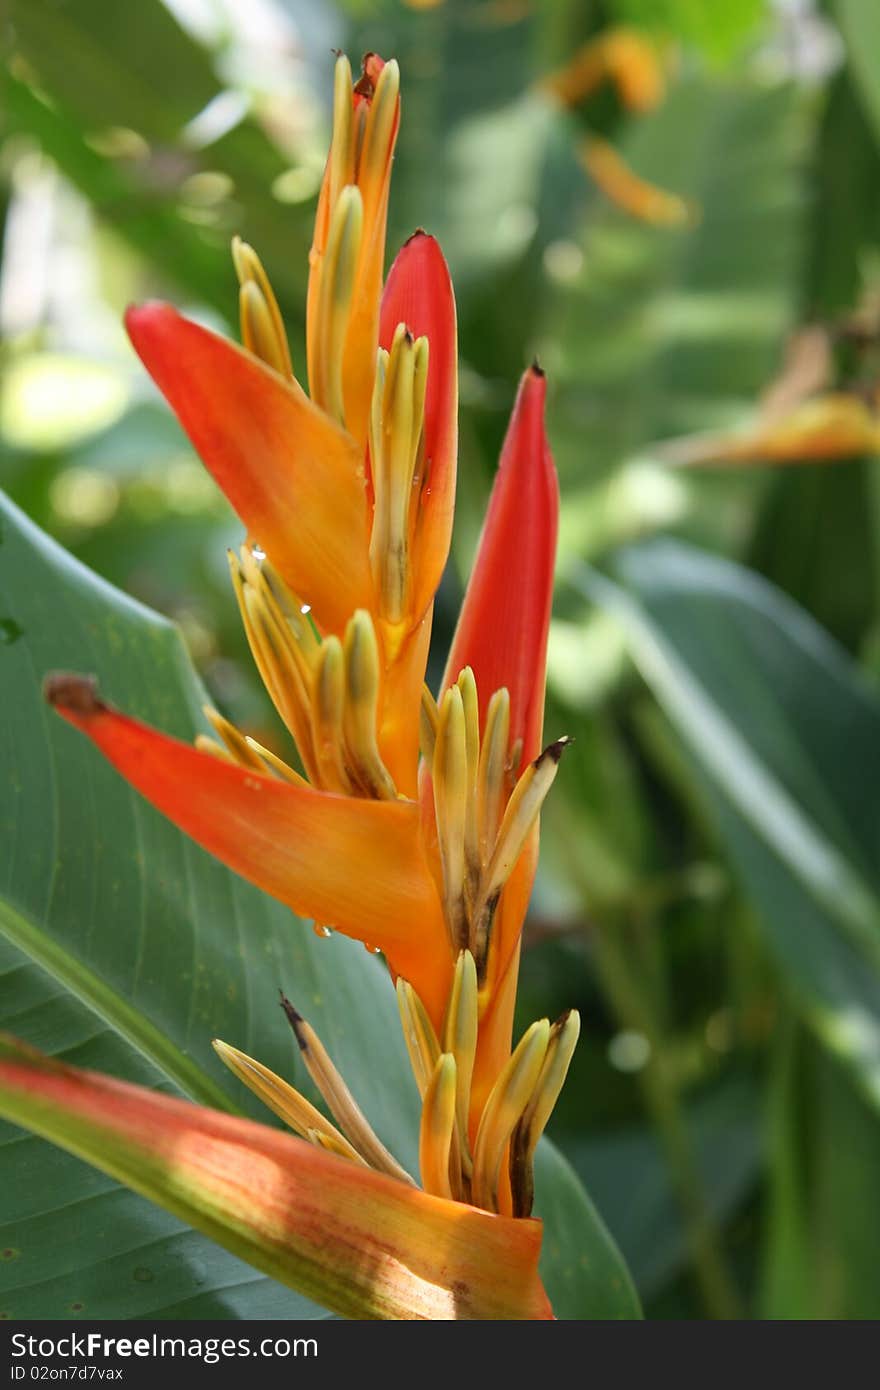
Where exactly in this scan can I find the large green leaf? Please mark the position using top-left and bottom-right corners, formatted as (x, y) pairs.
(746, 68), (880, 658)
(568, 1075), (760, 1302)
(545, 74), (804, 529)
(760, 1020), (880, 1319)
(5, 0), (314, 320)
(0, 489), (639, 1318)
(835, 0), (880, 151)
(804, 67), (880, 320)
(747, 457), (879, 656)
(581, 539), (880, 1108)
(1, 947), (328, 1320)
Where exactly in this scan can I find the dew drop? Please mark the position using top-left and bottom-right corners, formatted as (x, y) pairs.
(251, 544), (266, 561)
(300, 603), (312, 615)
(363, 942), (382, 955)
(313, 923), (333, 939)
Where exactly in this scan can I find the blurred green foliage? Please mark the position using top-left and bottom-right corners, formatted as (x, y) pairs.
(2, 0), (880, 1319)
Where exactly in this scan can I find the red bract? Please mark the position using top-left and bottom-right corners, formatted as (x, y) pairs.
(444, 365), (558, 767)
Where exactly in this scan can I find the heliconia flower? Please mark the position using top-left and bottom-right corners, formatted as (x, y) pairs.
(541, 28), (690, 229)
(31, 50), (577, 1317)
(0, 1036), (553, 1321)
(543, 25), (665, 114)
(657, 391), (880, 467)
(580, 136), (692, 228)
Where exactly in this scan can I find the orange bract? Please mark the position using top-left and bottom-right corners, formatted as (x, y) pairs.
(0, 1038), (553, 1321)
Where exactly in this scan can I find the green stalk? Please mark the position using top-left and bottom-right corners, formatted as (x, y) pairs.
(589, 912), (744, 1320)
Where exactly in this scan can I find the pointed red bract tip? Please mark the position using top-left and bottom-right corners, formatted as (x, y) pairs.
(379, 233), (458, 620)
(443, 366), (558, 766)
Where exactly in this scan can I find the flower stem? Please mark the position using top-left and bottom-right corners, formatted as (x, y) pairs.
(588, 913), (744, 1320)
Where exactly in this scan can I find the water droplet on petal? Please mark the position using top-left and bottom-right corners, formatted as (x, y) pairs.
(313, 923), (333, 938)
(251, 544), (266, 561)
(300, 603), (312, 615)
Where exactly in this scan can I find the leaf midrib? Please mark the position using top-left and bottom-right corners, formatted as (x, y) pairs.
(0, 899), (237, 1114)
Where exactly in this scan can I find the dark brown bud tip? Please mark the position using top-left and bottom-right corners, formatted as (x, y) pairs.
(403, 227), (430, 246)
(536, 735), (574, 768)
(43, 672), (105, 717)
(552, 1008), (573, 1031)
(530, 357), (546, 378)
(279, 992), (308, 1051)
(354, 53), (378, 98)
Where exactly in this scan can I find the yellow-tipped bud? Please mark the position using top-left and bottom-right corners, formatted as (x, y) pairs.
(509, 1010), (581, 1218)
(242, 736), (307, 786)
(419, 685), (439, 765)
(228, 549), (404, 801)
(281, 998), (414, 1185)
(442, 950), (478, 1174)
(312, 636), (354, 795)
(194, 733), (234, 762)
(260, 557), (321, 660)
(470, 1018), (551, 1213)
(227, 548), (318, 782)
(396, 978), (442, 1099)
(369, 325), (430, 624)
(211, 1038), (361, 1163)
(476, 687), (511, 858)
(342, 610), (397, 800)
(359, 59), (400, 222)
(473, 737), (572, 971)
(455, 667), (481, 893)
(418, 1053), (458, 1200)
(232, 236), (293, 377)
(202, 705), (267, 774)
(238, 282), (289, 377)
(307, 56), (400, 450)
(483, 737), (570, 892)
(202, 707), (305, 785)
(328, 53), (355, 211)
(433, 684), (469, 949)
(307, 1127), (368, 1165)
(313, 185), (364, 425)
(370, 346), (389, 454)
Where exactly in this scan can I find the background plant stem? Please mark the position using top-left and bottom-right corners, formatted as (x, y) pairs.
(590, 913), (744, 1320)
